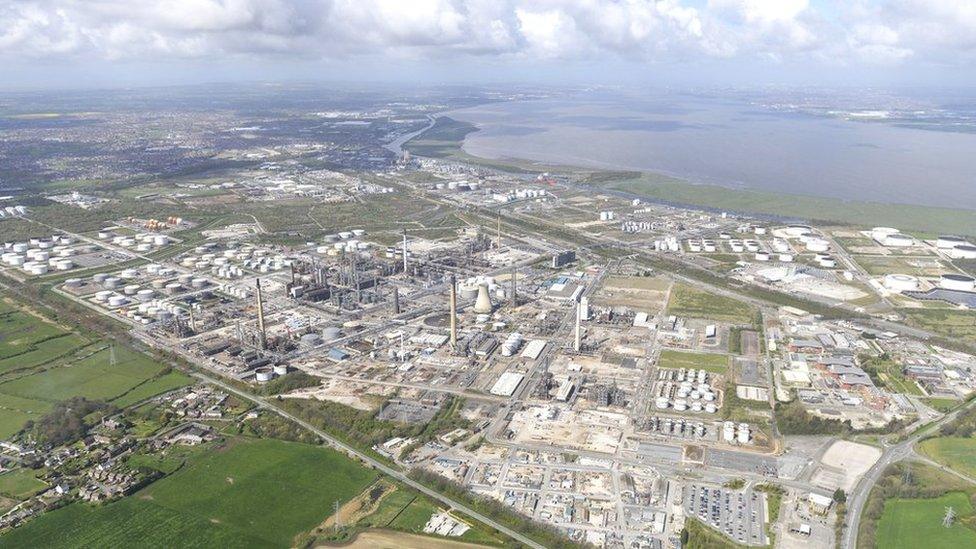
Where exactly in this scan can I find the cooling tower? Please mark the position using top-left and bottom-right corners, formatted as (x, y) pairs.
(473, 283), (493, 314)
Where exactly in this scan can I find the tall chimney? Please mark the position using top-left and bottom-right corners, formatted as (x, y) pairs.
(402, 230), (408, 273)
(255, 278), (267, 350)
(392, 286), (400, 315)
(511, 266), (517, 308)
(449, 274), (458, 350)
(574, 301), (582, 352)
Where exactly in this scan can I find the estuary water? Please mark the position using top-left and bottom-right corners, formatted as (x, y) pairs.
(448, 93), (976, 210)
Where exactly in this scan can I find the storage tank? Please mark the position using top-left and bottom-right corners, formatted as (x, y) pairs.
(805, 238), (830, 252)
(255, 367), (275, 382)
(655, 397), (669, 409)
(108, 295), (128, 307)
(940, 274), (976, 292)
(937, 235), (969, 249)
(64, 278), (83, 288)
(950, 245), (976, 260)
(883, 274), (920, 293)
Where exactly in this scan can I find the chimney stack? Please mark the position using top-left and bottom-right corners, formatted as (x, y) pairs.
(449, 274), (458, 350)
(574, 301), (582, 353)
(393, 286), (400, 315)
(255, 278), (267, 350)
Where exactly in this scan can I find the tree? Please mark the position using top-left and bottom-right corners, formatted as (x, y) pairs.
(833, 488), (847, 504)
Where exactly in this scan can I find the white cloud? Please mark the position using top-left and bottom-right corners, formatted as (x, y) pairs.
(0, 0), (973, 72)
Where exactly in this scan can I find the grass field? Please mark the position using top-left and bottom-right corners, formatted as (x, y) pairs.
(854, 255), (948, 277)
(900, 308), (976, 345)
(110, 371), (195, 408)
(0, 334), (91, 374)
(0, 345), (167, 403)
(658, 350), (729, 374)
(0, 438), (378, 548)
(666, 284), (754, 324)
(918, 437), (976, 478)
(923, 398), (961, 413)
(0, 469), (48, 499)
(875, 492), (976, 549)
(595, 173), (976, 238)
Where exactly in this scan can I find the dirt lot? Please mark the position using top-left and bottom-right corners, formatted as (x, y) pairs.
(336, 529), (489, 548)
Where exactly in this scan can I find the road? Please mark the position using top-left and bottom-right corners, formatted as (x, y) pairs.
(841, 398), (976, 548)
(192, 371), (546, 549)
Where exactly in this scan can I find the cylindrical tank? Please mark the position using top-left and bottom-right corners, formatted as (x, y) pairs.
(940, 274), (976, 292)
(255, 368), (274, 382)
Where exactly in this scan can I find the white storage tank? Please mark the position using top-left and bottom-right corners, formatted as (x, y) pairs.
(108, 295), (128, 307)
(937, 235), (969, 249)
(883, 274), (920, 293)
(940, 274), (976, 292)
(255, 367), (275, 382)
(949, 245), (976, 260)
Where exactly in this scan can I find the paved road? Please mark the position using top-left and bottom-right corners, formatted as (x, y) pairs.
(841, 399), (976, 548)
(192, 371), (547, 549)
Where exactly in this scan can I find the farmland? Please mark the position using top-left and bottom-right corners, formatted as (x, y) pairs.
(657, 350), (730, 374)
(899, 308), (976, 346)
(666, 284), (754, 324)
(918, 437), (976, 478)
(0, 299), (192, 440)
(0, 469), (47, 500)
(0, 438), (378, 548)
(875, 492), (976, 549)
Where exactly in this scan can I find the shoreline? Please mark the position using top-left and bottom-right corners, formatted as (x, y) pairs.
(404, 114), (976, 237)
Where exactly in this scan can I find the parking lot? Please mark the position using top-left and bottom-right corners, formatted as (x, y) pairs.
(683, 484), (768, 546)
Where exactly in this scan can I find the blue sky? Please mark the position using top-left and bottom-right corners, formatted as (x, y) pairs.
(2, 0), (974, 89)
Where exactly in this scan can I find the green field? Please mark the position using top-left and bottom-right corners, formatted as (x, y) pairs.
(0, 301), (200, 440)
(0, 334), (91, 374)
(0, 311), (68, 358)
(594, 173), (976, 238)
(0, 438), (378, 548)
(666, 284), (754, 324)
(854, 255), (947, 277)
(900, 308), (976, 346)
(110, 371), (195, 408)
(658, 350), (729, 374)
(0, 469), (48, 499)
(918, 437), (976, 478)
(923, 398), (961, 413)
(875, 492), (976, 549)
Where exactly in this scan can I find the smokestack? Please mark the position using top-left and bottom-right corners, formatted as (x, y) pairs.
(449, 274), (458, 350)
(574, 301), (582, 352)
(393, 286), (400, 315)
(496, 213), (501, 248)
(402, 230), (408, 273)
(511, 266), (517, 308)
(290, 264), (295, 285)
(255, 278), (267, 350)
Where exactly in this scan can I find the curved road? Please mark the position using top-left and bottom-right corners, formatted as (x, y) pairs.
(841, 399), (976, 548)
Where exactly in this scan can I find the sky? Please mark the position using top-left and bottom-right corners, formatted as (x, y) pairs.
(2, 0), (975, 89)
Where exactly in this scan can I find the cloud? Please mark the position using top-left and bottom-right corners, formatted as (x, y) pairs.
(0, 0), (973, 73)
